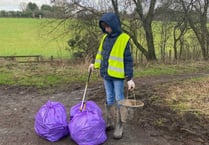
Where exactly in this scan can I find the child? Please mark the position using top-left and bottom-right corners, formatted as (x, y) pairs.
(88, 12), (135, 139)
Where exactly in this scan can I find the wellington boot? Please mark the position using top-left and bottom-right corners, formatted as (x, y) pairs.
(105, 103), (115, 131)
(113, 107), (123, 139)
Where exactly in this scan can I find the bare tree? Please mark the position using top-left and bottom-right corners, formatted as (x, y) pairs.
(19, 2), (27, 11)
(173, 18), (188, 60)
(180, 0), (209, 60)
(106, 0), (159, 61)
(130, 0), (157, 61)
(50, 0), (104, 60)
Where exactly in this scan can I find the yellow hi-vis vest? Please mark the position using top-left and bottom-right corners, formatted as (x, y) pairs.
(94, 33), (130, 78)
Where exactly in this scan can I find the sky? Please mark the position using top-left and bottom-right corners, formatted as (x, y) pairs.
(0, 0), (52, 11)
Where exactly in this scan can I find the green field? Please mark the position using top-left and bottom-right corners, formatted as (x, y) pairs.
(0, 18), (199, 61)
(0, 18), (72, 58)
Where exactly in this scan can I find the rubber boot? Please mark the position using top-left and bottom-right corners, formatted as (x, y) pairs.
(105, 103), (114, 131)
(113, 107), (123, 139)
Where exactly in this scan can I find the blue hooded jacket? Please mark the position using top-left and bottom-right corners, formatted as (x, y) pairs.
(98, 13), (133, 80)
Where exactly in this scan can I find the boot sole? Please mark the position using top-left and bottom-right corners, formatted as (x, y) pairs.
(113, 133), (123, 139)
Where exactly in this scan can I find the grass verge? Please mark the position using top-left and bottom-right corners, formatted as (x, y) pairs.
(0, 60), (209, 88)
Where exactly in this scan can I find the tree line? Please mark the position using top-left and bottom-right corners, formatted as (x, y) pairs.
(0, 2), (65, 18)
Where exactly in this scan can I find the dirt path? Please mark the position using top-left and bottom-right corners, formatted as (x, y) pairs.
(0, 72), (209, 145)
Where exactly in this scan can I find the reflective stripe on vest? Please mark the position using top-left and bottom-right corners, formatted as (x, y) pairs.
(94, 34), (107, 68)
(94, 33), (130, 78)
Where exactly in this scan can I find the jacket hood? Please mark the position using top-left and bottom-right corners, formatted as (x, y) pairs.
(99, 13), (122, 35)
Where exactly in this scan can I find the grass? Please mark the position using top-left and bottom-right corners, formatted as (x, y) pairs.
(0, 60), (209, 87)
(133, 61), (209, 117)
(150, 75), (209, 117)
(170, 78), (209, 115)
(0, 60), (101, 87)
(134, 61), (208, 77)
(0, 18), (72, 58)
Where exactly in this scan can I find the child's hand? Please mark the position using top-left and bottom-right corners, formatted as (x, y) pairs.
(127, 80), (135, 91)
(88, 63), (94, 72)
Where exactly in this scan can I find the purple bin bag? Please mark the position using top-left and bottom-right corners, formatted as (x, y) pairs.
(34, 100), (69, 142)
(69, 101), (107, 145)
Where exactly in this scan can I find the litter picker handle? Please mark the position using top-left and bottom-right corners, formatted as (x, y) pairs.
(87, 68), (92, 83)
(80, 69), (92, 111)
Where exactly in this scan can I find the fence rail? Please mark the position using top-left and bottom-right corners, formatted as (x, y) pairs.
(0, 55), (42, 63)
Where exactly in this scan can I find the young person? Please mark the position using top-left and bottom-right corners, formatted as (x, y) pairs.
(88, 12), (135, 139)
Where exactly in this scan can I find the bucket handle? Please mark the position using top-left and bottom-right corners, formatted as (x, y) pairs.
(126, 89), (137, 106)
(126, 89), (136, 99)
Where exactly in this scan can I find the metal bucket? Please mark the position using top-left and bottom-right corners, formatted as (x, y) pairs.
(119, 91), (144, 123)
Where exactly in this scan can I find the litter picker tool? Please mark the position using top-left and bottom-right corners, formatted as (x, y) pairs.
(80, 69), (92, 111)
(69, 68), (107, 145)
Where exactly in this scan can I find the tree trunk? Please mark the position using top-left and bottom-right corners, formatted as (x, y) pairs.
(143, 21), (157, 61)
